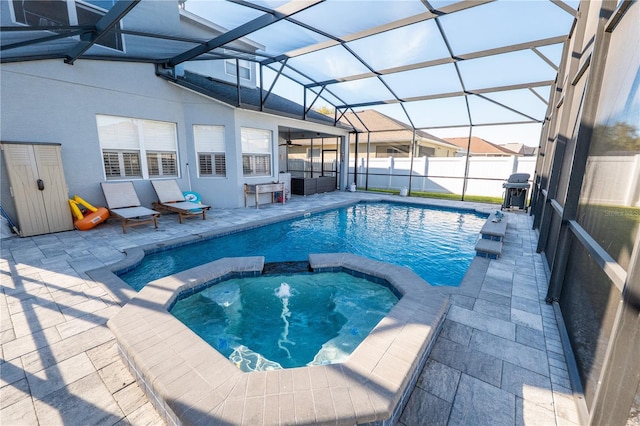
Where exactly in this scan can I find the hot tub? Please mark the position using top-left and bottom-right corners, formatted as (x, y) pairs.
(170, 271), (399, 372)
(107, 253), (448, 425)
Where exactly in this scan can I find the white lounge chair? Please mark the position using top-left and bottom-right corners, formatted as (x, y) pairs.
(100, 182), (160, 234)
(150, 179), (210, 223)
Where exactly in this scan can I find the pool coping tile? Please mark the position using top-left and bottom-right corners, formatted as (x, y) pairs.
(107, 253), (449, 425)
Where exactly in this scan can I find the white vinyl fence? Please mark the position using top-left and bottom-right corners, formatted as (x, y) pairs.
(581, 155), (640, 207)
(348, 156), (537, 199)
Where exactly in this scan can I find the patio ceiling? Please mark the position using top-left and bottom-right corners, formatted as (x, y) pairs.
(0, 0), (578, 136)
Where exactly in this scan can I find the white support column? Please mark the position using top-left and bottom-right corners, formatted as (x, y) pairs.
(338, 135), (349, 191)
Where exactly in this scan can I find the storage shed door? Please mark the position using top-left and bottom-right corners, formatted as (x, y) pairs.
(33, 145), (73, 233)
(2, 143), (73, 236)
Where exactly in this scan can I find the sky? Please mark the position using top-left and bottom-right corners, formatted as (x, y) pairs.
(185, 0), (579, 147)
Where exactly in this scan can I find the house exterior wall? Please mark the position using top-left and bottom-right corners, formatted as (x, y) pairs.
(182, 59), (257, 89)
(122, 1), (182, 37)
(234, 110), (285, 206)
(0, 60), (233, 209)
(0, 60), (236, 212)
(178, 92), (239, 208)
(178, 11), (260, 89)
(1, 59), (347, 215)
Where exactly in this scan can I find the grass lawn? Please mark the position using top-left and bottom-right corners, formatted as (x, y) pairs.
(363, 187), (504, 205)
(578, 204), (640, 270)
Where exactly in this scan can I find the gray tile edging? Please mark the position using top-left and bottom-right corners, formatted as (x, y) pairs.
(107, 254), (449, 426)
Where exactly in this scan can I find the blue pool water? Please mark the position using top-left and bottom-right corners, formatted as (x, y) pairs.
(169, 272), (398, 371)
(121, 202), (487, 290)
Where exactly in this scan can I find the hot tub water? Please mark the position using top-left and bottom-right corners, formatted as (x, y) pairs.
(170, 272), (398, 372)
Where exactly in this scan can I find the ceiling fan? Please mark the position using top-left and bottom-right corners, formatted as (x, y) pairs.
(279, 128), (302, 146)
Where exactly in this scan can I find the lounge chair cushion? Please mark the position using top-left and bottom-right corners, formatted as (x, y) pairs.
(151, 180), (188, 204)
(110, 206), (159, 219)
(101, 182), (144, 209)
(150, 179), (210, 223)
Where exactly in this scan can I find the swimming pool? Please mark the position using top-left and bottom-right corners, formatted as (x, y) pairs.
(120, 201), (487, 290)
(170, 271), (398, 372)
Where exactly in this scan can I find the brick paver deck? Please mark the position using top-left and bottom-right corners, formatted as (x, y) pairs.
(0, 191), (580, 425)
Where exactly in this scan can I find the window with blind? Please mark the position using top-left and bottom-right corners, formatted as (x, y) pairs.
(241, 127), (272, 177)
(194, 125), (226, 177)
(96, 114), (178, 180)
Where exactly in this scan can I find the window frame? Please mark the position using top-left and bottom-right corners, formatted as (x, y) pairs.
(102, 149), (143, 179)
(198, 153), (227, 177)
(9, 0), (124, 52)
(146, 151), (178, 178)
(224, 56), (252, 80)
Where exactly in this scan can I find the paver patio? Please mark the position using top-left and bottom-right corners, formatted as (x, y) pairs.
(0, 191), (580, 425)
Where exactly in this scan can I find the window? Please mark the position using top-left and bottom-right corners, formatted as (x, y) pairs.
(146, 152), (177, 177)
(194, 125), (226, 177)
(12, 0), (69, 26)
(225, 58), (251, 80)
(96, 115), (178, 180)
(11, 0), (123, 51)
(241, 127), (272, 177)
(102, 150), (142, 178)
(141, 119), (178, 177)
(418, 146), (436, 157)
(75, 1), (123, 51)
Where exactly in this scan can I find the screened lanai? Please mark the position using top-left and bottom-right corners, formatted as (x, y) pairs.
(3, 1), (639, 425)
(2, 0), (578, 196)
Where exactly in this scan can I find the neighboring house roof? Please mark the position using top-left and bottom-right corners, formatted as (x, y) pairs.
(501, 143), (526, 154)
(341, 110), (458, 150)
(166, 71), (343, 126)
(445, 137), (521, 156)
(501, 143), (538, 156)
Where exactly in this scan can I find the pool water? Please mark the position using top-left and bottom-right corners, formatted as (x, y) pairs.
(121, 202), (486, 290)
(169, 272), (398, 371)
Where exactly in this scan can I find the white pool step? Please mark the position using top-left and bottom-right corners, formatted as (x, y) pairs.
(480, 212), (508, 241)
(475, 212), (508, 258)
(475, 238), (504, 259)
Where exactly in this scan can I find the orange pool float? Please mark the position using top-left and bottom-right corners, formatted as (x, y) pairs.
(74, 207), (109, 231)
(69, 195), (110, 231)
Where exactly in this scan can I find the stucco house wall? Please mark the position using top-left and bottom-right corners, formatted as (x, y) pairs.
(1, 57), (348, 218)
(178, 9), (263, 90)
(0, 60), (225, 211)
